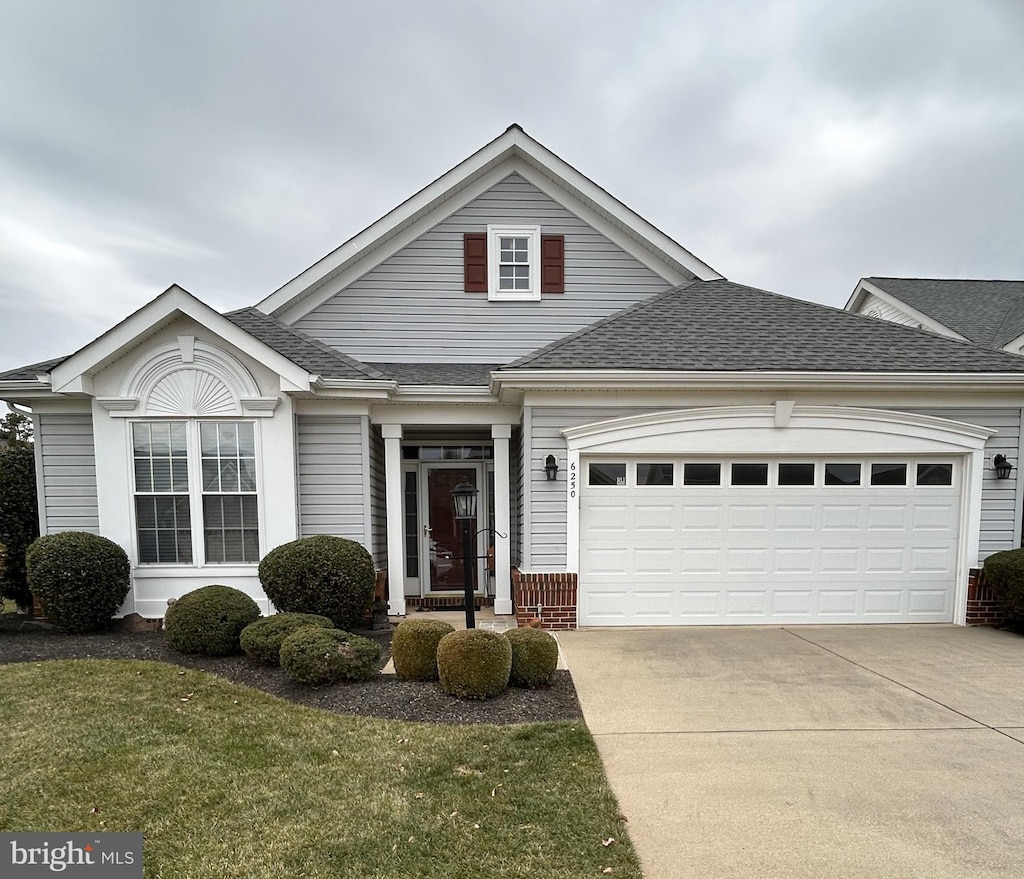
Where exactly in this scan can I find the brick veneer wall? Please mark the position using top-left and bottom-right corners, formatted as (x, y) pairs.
(512, 569), (578, 630)
(966, 567), (1006, 627)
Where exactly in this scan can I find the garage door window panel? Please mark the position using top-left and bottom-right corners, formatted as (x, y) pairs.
(589, 462), (626, 486)
(684, 463), (721, 486)
(824, 463), (861, 486)
(637, 463), (674, 486)
(778, 462), (815, 486)
(917, 463), (953, 486)
(731, 463), (769, 486)
(871, 463), (908, 486)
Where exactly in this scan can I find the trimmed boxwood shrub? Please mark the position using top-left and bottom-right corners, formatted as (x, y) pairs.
(391, 618), (456, 681)
(437, 629), (512, 700)
(25, 531), (130, 633)
(258, 536), (375, 630)
(983, 547), (1024, 628)
(240, 612), (335, 664)
(279, 627), (381, 685)
(165, 585), (261, 655)
(505, 627), (559, 688)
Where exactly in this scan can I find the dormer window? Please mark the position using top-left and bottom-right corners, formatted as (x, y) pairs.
(464, 228), (564, 299)
(488, 225), (541, 300)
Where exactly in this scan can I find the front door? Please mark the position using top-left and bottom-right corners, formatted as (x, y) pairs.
(421, 465), (484, 594)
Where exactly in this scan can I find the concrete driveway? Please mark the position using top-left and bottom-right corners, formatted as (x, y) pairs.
(558, 625), (1024, 879)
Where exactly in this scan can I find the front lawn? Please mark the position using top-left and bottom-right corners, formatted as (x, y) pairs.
(0, 659), (641, 878)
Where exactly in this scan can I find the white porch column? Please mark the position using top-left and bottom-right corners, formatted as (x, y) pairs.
(381, 424), (406, 616)
(492, 424), (513, 615)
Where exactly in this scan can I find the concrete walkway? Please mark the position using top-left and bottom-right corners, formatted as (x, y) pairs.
(558, 625), (1024, 879)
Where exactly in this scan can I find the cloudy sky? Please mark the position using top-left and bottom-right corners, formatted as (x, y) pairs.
(1, 0), (1023, 373)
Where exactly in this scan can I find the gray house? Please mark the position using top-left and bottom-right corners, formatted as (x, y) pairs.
(4, 126), (1024, 628)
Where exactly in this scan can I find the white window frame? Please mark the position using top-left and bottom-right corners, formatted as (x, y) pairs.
(487, 224), (541, 301)
(131, 419), (261, 567)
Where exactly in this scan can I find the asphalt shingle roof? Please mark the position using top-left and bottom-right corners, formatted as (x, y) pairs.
(866, 278), (1024, 349)
(507, 280), (1024, 373)
(223, 308), (386, 380)
(0, 357), (68, 382)
(368, 363), (500, 386)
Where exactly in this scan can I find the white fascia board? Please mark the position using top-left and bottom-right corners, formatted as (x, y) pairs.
(393, 386), (500, 404)
(371, 401), (521, 426)
(492, 368), (1024, 395)
(50, 285), (315, 394)
(259, 125), (722, 322)
(848, 280), (967, 341)
(311, 379), (397, 400)
(0, 381), (56, 401)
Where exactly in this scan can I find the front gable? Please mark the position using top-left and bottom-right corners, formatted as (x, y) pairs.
(291, 172), (687, 363)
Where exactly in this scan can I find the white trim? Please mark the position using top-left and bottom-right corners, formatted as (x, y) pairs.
(521, 405), (533, 569)
(487, 224), (541, 301)
(360, 414), (373, 553)
(31, 412), (47, 536)
(491, 424), (513, 614)
(382, 424), (406, 615)
(257, 125), (722, 320)
(50, 285), (316, 396)
(562, 405), (994, 626)
(494, 368), (1024, 396)
(845, 280), (968, 341)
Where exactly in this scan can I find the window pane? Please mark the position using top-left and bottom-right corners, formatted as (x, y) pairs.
(825, 463), (861, 486)
(684, 463), (721, 486)
(243, 530), (259, 561)
(138, 531), (157, 563)
(170, 423), (188, 455)
(136, 496), (156, 529)
(637, 463), (673, 486)
(589, 463), (626, 486)
(239, 459), (257, 491)
(732, 463), (768, 486)
(241, 495), (257, 524)
(172, 459), (189, 492)
(219, 460), (240, 492)
(133, 423), (151, 455)
(206, 530), (225, 564)
(134, 459), (152, 492)
(200, 423), (219, 456)
(222, 497), (243, 528)
(150, 423), (170, 456)
(151, 459), (172, 491)
(218, 423), (238, 454)
(917, 463), (953, 486)
(237, 424), (255, 456)
(871, 463), (907, 486)
(779, 462), (815, 486)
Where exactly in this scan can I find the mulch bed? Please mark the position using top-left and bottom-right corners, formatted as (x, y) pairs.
(0, 614), (583, 725)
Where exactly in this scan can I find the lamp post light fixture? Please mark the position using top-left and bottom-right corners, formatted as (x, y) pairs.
(451, 478), (479, 629)
(544, 454), (560, 481)
(994, 454), (1014, 480)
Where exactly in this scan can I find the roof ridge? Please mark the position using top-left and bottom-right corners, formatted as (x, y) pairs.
(868, 276), (1024, 285)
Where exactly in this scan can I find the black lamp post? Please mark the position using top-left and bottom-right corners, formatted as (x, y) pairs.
(451, 478), (479, 629)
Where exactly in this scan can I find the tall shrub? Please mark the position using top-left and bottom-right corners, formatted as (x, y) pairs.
(983, 547), (1024, 628)
(258, 536), (375, 630)
(26, 532), (130, 633)
(0, 441), (39, 611)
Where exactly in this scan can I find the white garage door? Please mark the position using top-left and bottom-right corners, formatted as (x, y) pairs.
(579, 458), (961, 626)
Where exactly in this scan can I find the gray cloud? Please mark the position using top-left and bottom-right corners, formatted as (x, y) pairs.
(1, 0), (1022, 371)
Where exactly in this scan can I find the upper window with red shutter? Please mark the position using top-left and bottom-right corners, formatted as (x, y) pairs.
(462, 226), (564, 301)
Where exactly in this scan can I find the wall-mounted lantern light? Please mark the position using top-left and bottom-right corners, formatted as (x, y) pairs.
(544, 454), (559, 481)
(994, 454), (1014, 480)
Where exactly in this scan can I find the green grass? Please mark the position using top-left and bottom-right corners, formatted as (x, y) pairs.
(0, 660), (641, 878)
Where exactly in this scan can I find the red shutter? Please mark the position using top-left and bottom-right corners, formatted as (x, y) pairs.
(464, 233), (487, 292)
(540, 234), (565, 294)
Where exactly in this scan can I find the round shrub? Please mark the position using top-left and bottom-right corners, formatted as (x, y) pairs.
(258, 536), (375, 630)
(164, 585), (261, 655)
(437, 629), (512, 700)
(279, 627), (381, 685)
(392, 618), (456, 681)
(25, 532), (130, 633)
(505, 627), (559, 688)
(240, 612), (335, 664)
(983, 547), (1024, 628)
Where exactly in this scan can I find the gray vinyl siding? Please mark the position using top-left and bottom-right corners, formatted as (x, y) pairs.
(528, 406), (657, 570)
(906, 408), (1022, 557)
(368, 424), (387, 568)
(293, 173), (675, 362)
(296, 415), (366, 543)
(37, 413), (99, 534)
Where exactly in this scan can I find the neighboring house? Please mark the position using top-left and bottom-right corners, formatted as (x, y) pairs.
(3, 126), (1024, 630)
(847, 278), (1024, 354)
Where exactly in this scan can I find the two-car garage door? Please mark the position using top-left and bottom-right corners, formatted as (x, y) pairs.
(579, 457), (961, 625)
